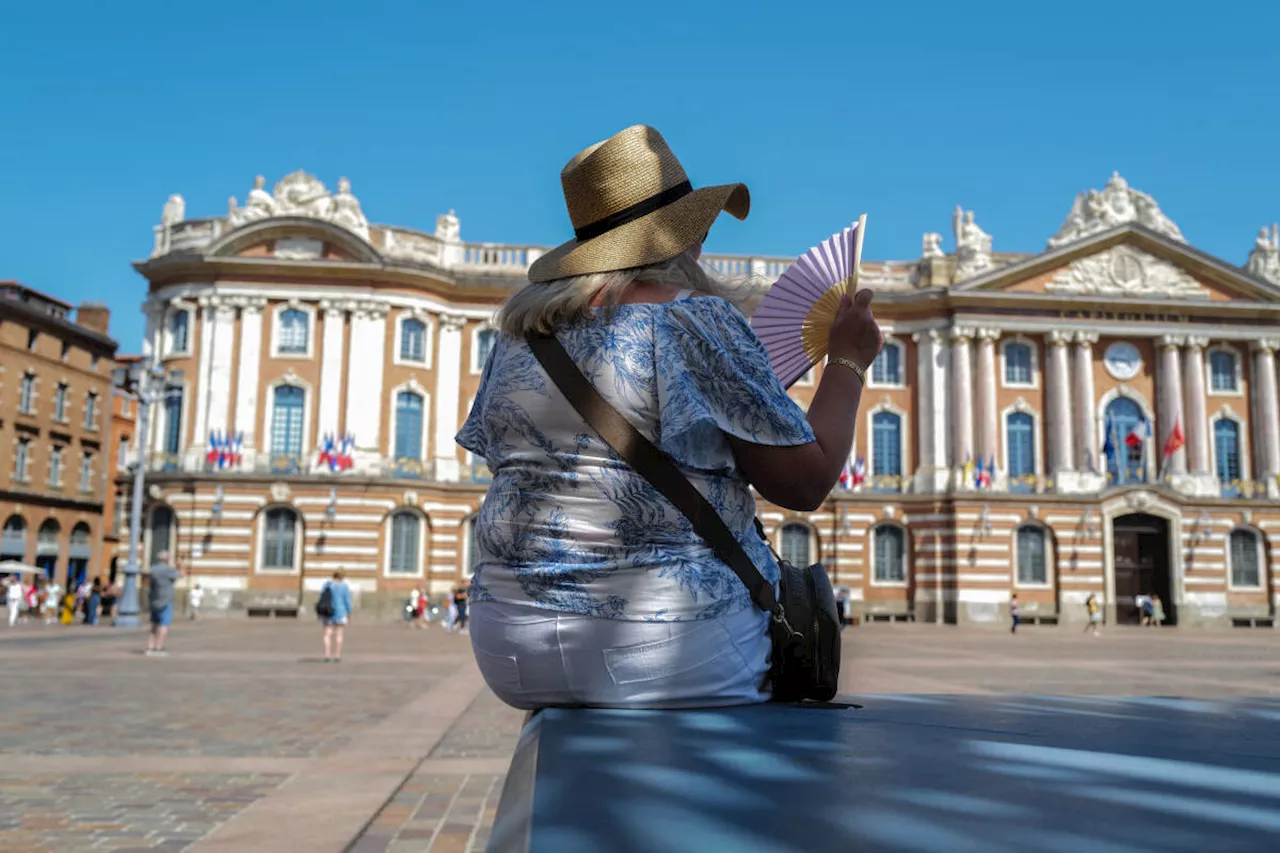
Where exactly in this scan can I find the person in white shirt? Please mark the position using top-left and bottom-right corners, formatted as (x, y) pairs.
(188, 583), (204, 621)
(5, 576), (22, 627)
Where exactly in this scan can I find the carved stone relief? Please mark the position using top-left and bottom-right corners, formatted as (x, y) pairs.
(1046, 245), (1208, 299)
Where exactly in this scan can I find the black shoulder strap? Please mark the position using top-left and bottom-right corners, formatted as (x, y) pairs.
(525, 331), (779, 617)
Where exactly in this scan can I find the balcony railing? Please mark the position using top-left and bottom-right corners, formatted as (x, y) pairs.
(141, 451), (437, 482)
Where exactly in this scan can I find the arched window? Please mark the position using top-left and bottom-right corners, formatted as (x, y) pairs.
(393, 391), (425, 463)
(400, 318), (426, 363)
(1214, 419), (1242, 496)
(871, 411), (902, 490)
(270, 385), (305, 465)
(1103, 397), (1146, 484)
(1228, 529), (1262, 589)
(464, 516), (481, 577)
(261, 507), (299, 571)
(148, 505), (175, 568)
(780, 523), (812, 567)
(873, 525), (906, 583)
(169, 310), (190, 354)
(388, 512), (421, 575)
(278, 309), (309, 354)
(1, 515), (27, 561)
(476, 329), (497, 371)
(36, 519), (61, 580)
(1006, 412), (1036, 493)
(1209, 350), (1238, 393)
(68, 523), (91, 587)
(1004, 343), (1033, 386)
(871, 341), (903, 386)
(1016, 526), (1047, 585)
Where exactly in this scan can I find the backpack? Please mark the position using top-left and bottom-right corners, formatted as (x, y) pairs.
(316, 583), (335, 619)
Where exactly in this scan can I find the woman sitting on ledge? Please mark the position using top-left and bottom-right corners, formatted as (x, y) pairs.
(456, 125), (882, 710)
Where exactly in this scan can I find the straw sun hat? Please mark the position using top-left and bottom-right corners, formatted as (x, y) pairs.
(526, 125), (750, 283)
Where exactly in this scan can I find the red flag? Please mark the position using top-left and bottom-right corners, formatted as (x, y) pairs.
(1162, 418), (1185, 458)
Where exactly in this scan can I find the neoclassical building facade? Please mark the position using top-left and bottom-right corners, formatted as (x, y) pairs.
(129, 171), (1280, 625)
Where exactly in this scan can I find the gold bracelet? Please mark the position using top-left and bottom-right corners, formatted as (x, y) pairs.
(829, 357), (866, 384)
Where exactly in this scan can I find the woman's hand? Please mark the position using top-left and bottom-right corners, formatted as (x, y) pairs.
(827, 289), (883, 371)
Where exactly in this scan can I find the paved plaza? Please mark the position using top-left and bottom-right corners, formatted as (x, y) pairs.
(0, 619), (1275, 852)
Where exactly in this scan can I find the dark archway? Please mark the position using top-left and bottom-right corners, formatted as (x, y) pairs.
(1112, 513), (1175, 625)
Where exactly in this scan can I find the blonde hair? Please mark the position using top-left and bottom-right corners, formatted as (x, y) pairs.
(497, 249), (750, 337)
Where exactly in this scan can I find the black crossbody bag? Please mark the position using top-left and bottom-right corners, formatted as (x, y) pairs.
(526, 332), (841, 703)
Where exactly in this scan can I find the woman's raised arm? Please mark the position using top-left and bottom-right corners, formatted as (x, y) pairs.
(729, 290), (883, 511)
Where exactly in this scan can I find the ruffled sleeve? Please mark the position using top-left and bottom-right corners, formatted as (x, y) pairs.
(655, 296), (815, 471)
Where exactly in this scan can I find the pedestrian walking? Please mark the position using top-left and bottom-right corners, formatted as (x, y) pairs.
(1010, 593), (1020, 634)
(1151, 594), (1165, 627)
(317, 570), (353, 662)
(453, 586), (469, 633)
(145, 551), (182, 655)
(5, 575), (22, 627)
(84, 578), (102, 626)
(188, 583), (204, 621)
(1084, 593), (1101, 636)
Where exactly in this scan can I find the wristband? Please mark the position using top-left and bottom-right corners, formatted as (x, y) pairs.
(829, 357), (866, 385)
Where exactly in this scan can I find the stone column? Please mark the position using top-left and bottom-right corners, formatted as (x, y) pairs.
(316, 300), (349, 453)
(975, 329), (1000, 473)
(1157, 335), (1187, 480)
(1045, 331), (1075, 488)
(1073, 332), (1100, 481)
(190, 297), (215, 460)
(1183, 336), (1212, 491)
(433, 314), (466, 482)
(344, 301), (388, 467)
(949, 327), (974, 488)
(232, 298), (266, 458)
(1251, 339), (1280, 495)
(141, 300), (164, 454)
(911, 329), (950, 492)
(205, 298), (238, 440)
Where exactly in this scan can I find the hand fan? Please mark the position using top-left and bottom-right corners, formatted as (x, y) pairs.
(750, 215), (867, 389)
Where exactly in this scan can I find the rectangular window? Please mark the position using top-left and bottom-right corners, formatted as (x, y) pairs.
(1004, 344), (1033, 385)
(48, 446), (63, 486)
(400, 319), (426, 363)
(27, 329), (37, 351)
(117, 436), (131, 471)
(80, 452), (94, 492)
(871, 344), (901, 386)
(874, 527), (906, 583)
(1016, 528), (1047, 585)
(278, 309), (309, 354)
(84, 392), (98, 429)
(54, 384), (68, 421)
(14, 439), (31, 482)
(169, 310), (190, 354)
(1209, 350), (1237, 393)
(19, 374), (35, 413)
(61, 341), (70, 362)
(1230, 532), (1261, 588)
(113, 491), (126, 536)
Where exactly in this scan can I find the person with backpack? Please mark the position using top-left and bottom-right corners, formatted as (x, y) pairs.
(317, 570), (352, 662)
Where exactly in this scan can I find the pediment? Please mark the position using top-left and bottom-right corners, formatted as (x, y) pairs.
(206, 217), (382, 264)
(953, 226), (1280, 304)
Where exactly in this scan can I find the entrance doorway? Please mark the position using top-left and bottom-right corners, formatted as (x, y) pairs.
(1112, 513), (1175, 625)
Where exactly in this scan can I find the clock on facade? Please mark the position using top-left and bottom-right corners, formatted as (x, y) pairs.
(1104, 341), (1143, 380)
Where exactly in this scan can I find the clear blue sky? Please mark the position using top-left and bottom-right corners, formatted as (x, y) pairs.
(3, 1), (1279, 352)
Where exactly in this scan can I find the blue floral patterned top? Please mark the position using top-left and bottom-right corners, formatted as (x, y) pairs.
(455, 295), (815, 622)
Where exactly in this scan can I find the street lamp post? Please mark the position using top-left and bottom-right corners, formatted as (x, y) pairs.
(114, 360), (181, 628)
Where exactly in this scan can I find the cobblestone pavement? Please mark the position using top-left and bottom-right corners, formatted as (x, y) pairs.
(0, 773), (287, 852)
(2, 618), (1276, 851)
